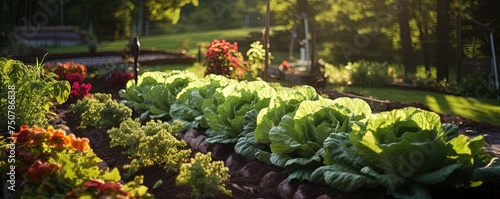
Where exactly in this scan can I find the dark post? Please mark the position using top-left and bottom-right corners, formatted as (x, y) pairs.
(130, 36), (140, 84)
(263, 0), (270, 81)
(197, 44), (202, 62)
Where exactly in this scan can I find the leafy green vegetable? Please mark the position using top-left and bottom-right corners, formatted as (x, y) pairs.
(170, 74), (237, 130)
(254, 85), (320, 144)
(203, 80), (276, 143)
(119, 70), (198, 121)
(267, 97), (371, 182)
(315, 107), (500, 199)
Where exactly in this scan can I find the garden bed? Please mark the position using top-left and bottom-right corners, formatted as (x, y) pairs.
(50, 76), (500, 199)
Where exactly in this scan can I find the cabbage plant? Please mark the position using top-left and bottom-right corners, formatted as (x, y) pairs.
(314, 107), (500, 199)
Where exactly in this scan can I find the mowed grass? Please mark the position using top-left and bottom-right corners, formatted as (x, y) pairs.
(45, 27), (500, 126)
(45, 27), (277, 55)
(332, 85), (500, 126)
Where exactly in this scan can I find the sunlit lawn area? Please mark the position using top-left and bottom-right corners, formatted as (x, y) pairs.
(45, 27), (282, 55)
(331, 85), (500, 126)
(45, 27), (500, 126)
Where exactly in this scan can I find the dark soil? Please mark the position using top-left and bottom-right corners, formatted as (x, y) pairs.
(54, 77), (500, 199)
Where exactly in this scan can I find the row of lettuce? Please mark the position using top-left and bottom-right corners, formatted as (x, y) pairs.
(118, 70), (500, 199)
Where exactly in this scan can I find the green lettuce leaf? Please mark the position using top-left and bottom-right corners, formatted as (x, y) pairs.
(203, 80), (275, 143)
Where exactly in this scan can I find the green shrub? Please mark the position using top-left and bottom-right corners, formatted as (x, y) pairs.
(176, 152), (232, 199)
(107, 118), (190, 177)
(322, 60), (402, 86)
(457, 71), (499, 98)
(0, 58), (70, 131)
(71, 93), (132, 129)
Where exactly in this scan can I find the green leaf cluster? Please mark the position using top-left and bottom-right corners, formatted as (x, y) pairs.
(312, 107), (500, 199)
(0, 58), (70, 131)
(170, 74), (238, 130)
(119, 70), (198, 121)
(203, 80), (276, 144)
(176, 152), (232, 199)
(107, 118), (191, 176)
(257, 97), (372, 182)
(71, 93), (132, 129)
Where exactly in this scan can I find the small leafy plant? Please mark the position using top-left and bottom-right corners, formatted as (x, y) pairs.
(71, 93), (132, 129)
(107, 118), (191, 176)
(0, 58), (70, 131)
(176, 152), (232, 199)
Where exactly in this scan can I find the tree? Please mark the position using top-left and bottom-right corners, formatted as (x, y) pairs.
(135, 0), (198, 36)
(396, 0), (416, 79)
(436, 0), (450, 81)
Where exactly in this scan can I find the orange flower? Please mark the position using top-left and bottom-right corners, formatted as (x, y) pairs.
(30, 128), (50, 145)
(67, 134), (90, 152)
(48, 130), (69, 147)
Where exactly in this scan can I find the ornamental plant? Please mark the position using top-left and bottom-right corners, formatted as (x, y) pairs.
(71, 93), (132, 129)
(45, 61), (88, 80)
(0, 58), (70, 131)
(0, 125), (152, 198)
(107, 118), (191, 176)
(70, 81), (92, 100)
(242, 41), (273, 80)
(176, 152), (232, 199)
(203, 39), (245, 78)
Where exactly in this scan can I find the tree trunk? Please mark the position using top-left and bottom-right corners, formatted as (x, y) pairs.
(137, 0), (144, 37)
(436, 0), (450, 81)
(396, 0), (416, 79)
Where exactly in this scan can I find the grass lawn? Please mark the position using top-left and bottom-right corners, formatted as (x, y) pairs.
(45, 27), (283, 55)
(332, 85), (500, 126)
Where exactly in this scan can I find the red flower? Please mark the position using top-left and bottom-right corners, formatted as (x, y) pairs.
(66, 73), (84, 84)
(107, 71), (134, 88)
(70, 82), (92, 99)
(82, 179), (105, 190)
(12, 125), (32, 143)
(27, 161), (60, 183)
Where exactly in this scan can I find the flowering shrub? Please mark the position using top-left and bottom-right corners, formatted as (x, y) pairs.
(46, 62), (88, 80)
(108, 71), (135, 88)
(70, 81), (92, 100)
(203, 39), (245, 78)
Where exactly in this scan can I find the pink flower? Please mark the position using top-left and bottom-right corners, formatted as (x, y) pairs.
(70, 82), (92, 99)
(66, 73), (84, 84)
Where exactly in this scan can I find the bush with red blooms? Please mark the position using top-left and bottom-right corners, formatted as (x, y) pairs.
(107, 71), (135, 89)
(203, 39), (245, 78)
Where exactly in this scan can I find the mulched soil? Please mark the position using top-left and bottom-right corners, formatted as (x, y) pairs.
(53, 77), (500, 199)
